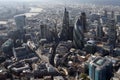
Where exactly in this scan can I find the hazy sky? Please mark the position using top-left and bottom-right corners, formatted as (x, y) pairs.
(0, 0), (120, 5)
(0, 0), (119, 2)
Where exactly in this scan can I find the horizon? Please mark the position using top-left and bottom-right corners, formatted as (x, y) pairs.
(0, 0), (119, 3)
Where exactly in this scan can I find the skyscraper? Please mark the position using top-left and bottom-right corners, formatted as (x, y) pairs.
(111, 11), (115, 19)
(73, 12), (87, 49)
(80, 12), (87, 32)
(60, 8), (69, 41)
(115, 14), (120, 23)
(14, 14), (26, 31)
(108, 19), (117, 48)
(89, 57), (112, 80)
(73, 13), (85, 49)
(14, 14), (26, 40)
(96, 18), (104, 39)
(104, 10), (108, 18)
(40, 24), (53, 42)
(40, 24), (47, 39)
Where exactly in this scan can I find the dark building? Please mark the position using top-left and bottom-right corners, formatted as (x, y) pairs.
(90, 13), (100, 22)
(60, 8), (69, 41)
(40, 24), (47, 39)
(14, 14), (26, 41)
(40, 24), (53, 42)
(14, 14), (26, 31)
(96, 19), (104, 39)
(56, 41), (73, 55)
(111, 11), (115, 19)
(24, 34), (32, 43)
(68, 19), (74, 41)
(73, 12), (86, 49)
(1, 39), (14, 57)
(108, 19), (117, 48)
(111, 68), (120, 80)
(102, 10), (108, 24)
(8, 30), (21, 41)
(13, 46), (37, 61)
(84, 40), (97, 54)
(115, 14), (120, 23)
(80, 12), (87, 32)
(68, 26), (74, 40)
(104, 10), (108, 18)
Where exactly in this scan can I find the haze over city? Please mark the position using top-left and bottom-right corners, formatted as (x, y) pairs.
(0, 0), (120, 80)
(0, 0), (120, 5)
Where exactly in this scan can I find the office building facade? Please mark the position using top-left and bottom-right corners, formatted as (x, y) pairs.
(73, 12), (86, 49)
(60, 8), (69, 41)
(89, 57), (112, 80)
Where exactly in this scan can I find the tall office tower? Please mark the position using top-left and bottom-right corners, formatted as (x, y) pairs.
(68, 26), (74, 40)
(104, 10), (108, 18)
(73, 15), (84, 49)
(14, 14), (26, 31)
(60, 8), (69, 41)
(2, 39), (14, 57)
(14, 14), (26, 40)
(115, 14), (120, 23)
(111, 11), (115, 19)
(96, 19), (104, 39)
(40, 24), (47, 39)
(40, 24), (53, 42)
(89, 57), (112, 80)
(108, 19), (117, 48)
(80, 12), (87, 32)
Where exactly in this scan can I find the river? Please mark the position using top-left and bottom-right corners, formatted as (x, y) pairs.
(24, 7), (43, 17)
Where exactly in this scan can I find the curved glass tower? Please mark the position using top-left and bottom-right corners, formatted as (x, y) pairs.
(73, 18), (84, 49)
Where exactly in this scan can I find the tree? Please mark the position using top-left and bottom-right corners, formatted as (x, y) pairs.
(80, 73), (90, 80)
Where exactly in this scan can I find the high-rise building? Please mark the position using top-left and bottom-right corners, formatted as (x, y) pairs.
(80, 12), (87, 32)
(14, 14), (26, 31)
(111, 11), (115, 19)
(108, 19), (117, 48)
(89, 57), (112, 80)
(60, 8), (69, 41)
(104, 10), (108, 18)
(96, 19), (104, 39)
(68, 19), (74, 41)
(115, 14), (120, 23)
(14, 14), (26, 41)
(40, 24), (53, 42)
(73, 13), (85, 49)
(101, 10), (108, 24)
(40, 24), (47, 39)
(73, 12), (86, 49)
(2, 39), (14, 57)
